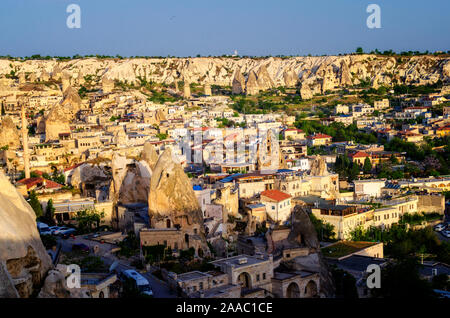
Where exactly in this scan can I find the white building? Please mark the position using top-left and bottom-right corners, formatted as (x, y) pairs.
(353, 179), (386, 199)
(260, 189), (292, 223)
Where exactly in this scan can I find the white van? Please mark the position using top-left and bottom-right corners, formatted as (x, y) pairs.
(122, 269), (153, 296)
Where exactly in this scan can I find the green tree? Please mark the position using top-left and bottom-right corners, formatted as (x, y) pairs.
(390, 154), (399, 164)
(309, 213), (336, 241)
(155, 133), (168, 141)
(75, 208), (105, 233)
(363, 157), (372, 174)
(348, 163), (360, 182)
(54, 173), (65, 185)
(371, 257), (436, 298)
(356, 47), (364, 54)
(43, 199), (56, 226)
(331, 267), (358, 298)
(118, 231), (140, 258)
(28, 190), (43, 219)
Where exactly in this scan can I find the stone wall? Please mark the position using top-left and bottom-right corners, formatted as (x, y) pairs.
(417, 195), (445, 214)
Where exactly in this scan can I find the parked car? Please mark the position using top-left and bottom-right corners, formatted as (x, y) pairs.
(52, 227), (71, 235)
(434, 224), (446, 232)
(72, 243), (90, 252)
(441, 230), (450, 238)
(48, 226), (61, 234)
(37, 222), (52, 235)
(59, 228), (77, 239)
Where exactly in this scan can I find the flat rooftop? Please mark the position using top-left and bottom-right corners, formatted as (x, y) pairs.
(177, 271), (210, 282)
(210, 254), (269, 268)
(322, 241), (380, 259)
(273, 270), (316, 281)
(353, 179), (386, 183)
(326, 255), (386, 273)
(189, 284), (240, 298)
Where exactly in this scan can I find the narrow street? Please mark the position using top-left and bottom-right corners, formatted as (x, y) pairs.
(57, 235), (176, 298)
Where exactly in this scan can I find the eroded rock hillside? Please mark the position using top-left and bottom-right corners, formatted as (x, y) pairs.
(0, 55), (449, 97)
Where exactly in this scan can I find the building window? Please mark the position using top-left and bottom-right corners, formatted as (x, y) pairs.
(256, 274), (260, 282)
(263, 273), (266, 280)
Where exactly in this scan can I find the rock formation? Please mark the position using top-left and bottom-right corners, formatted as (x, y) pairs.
(0, 171), (52, 297)
(310, 155), (329, 176)
(339, 60), (352, 87)
(148, 148), (208, 254)
(245, 70), (259, 95)
(142, 141), (159, 170)
(155, 108), (167, 123)
(0, 55), (448, 95)
(101, 76), (115, 93)
(285, 205), (335, 297)
(38, 265), (90, 298)
(110, 142), (157, 204)
(204, 83), (212, 96)
(256, 129), (280, 172)
(0, 116), (21, 149)
(68, 163), (109, 190)
(300, 83), (313, 100)
(148, 148), (203, 224)
(231, 68), (246, 94)
(283, 69), (298, 87)
(44, 86), (82, 141)
(183, 80), (191, 98)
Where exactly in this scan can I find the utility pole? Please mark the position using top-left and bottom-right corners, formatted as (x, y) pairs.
(21, 103), (30, 179)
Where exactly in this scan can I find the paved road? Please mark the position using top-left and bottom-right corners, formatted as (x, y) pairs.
(57, 235), (176, 298)
(436, 231), (450, 243)
(100, 256), (176, 298)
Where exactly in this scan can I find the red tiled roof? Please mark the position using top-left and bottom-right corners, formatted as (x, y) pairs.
(349, 151), (370, 158)
(64, 162), (84, 172)
(192, 127), (210, 131)
(261, 189), (291, 202)
(307, 133), (332, 139)
(44, 179), (64, 189)
(32, 170), (45, 176)
(17, 177), (42, 189)
(17, 177), (63, 190)
(436, 125), (450, 131)
(406, 106), (429, 109)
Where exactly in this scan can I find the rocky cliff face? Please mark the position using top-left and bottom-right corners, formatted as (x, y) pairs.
(148, 148), (203, 224)
(110, 142), (157, 205)
(44, 86), (81, 141)
(0, 55), (448, 97)
(0, 116), (21, 149)
(0, 171), (52, 297)
(147, 148), (209, 254)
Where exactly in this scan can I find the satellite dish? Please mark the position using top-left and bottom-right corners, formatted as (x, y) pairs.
(109, 261), (119, 273)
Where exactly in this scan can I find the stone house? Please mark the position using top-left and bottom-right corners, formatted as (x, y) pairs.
(260, 189), (292, 223)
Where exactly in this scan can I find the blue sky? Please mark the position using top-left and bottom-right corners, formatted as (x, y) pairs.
(0, 0), (448, 57)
